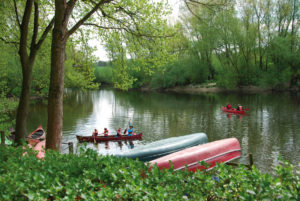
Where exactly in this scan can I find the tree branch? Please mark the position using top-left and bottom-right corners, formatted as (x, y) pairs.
(83, 23), (126, 30)
(19, 0), (34, 62)
(31, 2), (39, 50)
(66, 0), (113, 39)
(0, 37), (19, 45)
(35, 18), (55, 50)
(66, 0), (78, 20)
(13, 0), (21, 28)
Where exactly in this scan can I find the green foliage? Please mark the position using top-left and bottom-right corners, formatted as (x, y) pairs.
(64, 39), (99, 90)
(0, 44), (18, 133)
(94, 66), (113, 85)
(144, 0), (300, 90)
(150, 61), (189, 88)
(101, 0), (178, 90)
(0, 146), (299, 200)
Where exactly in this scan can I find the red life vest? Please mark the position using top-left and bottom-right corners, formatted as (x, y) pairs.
(104, 129), (109, 136)
(93, 131), (98, 137)
(238, 106), (243, 111)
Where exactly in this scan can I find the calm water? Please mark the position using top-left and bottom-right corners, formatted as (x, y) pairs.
(28, 89), (300, 172)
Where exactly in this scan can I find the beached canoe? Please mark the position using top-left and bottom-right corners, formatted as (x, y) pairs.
(26, 125), (45, 146)
(22, 126), (46, 159)
(222, 107), (245, 114)
(116, 133), (208, 161)
(76, 133), (143, 142)
(149, 138), (241, 172)
(33, 140), (46, 159)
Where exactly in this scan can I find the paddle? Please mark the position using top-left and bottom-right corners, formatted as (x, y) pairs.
(92, 129), (98, 144)
(123, 119), (131, 135)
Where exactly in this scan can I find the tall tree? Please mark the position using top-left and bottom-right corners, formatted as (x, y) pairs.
(12, 0), (54, 144)
(46, 0), (171, 150)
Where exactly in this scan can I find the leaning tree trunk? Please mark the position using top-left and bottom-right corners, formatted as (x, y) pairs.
(46, 1), (68, 150)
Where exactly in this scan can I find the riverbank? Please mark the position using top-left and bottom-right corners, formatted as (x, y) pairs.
(141, 83), (300, 94)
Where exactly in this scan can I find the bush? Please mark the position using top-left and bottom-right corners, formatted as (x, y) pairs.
(94, 66), (113, 85)
(0, 146), (299, 200)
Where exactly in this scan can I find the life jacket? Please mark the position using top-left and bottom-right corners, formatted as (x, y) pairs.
(104, 129), (109, 136)
(93, 131), (98, 137)
(238, 106), (242, 111)
(128, 128), (133, 135)
(227, 104), (231, 109)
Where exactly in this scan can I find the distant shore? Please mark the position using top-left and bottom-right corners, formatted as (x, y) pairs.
(141, 83), (299, 94)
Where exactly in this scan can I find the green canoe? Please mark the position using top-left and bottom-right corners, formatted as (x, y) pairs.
(116, 133), (208, 161)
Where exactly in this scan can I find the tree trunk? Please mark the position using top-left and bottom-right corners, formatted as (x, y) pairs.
(46, 1), (68, 150)
(14, 0), (34, 145)
(15, 63), (33, 144)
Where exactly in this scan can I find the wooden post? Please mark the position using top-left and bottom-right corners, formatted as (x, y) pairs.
(68, 142), (73, 154)
(249, 153), (253, 169)
(1, 131), (5, 146)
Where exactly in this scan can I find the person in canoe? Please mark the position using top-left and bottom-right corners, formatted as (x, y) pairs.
(226, 103), (231, 109)
(103, 128), (109, 137)
(116, 128), (122, 137)
(236, 104), (243, 111)
(93, 129), (98, 137)
(128, 125), (134, 136)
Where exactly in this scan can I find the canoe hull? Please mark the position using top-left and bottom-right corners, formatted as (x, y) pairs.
(116, 133), (208, 161)
(222, 107), (245, 114)
(26, 125), (45, 146)
(149, 138), (241, 172)
(76, 133), (143, 142)
(33, 140), (46, 159)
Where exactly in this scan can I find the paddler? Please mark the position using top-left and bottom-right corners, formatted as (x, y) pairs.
(126, 119), (134, 136)
(128, 125), (134, 136)
(116, 128), (122, 137)
(236, 104), (243, 111)
(93, 129), (98, 137)
(103, 128), (109, 137)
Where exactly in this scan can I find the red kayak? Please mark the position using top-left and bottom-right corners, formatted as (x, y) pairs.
(222, 107), (245, 114)
(76, 133), (143, 142)
(149, 138), (241, 172)
(26, 125), (45, 146)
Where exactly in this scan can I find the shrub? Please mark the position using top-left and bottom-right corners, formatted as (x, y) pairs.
(0, 146), (299, 200)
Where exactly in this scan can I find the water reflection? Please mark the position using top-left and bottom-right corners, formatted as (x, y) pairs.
(28, 89), (300, 173)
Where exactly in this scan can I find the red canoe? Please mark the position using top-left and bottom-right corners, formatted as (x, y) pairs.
(33, 140), (46, 159)
(149, 138), (241, 172)
(23, 125), (46, 159)
(222, 107), (245, 114)
(26, 125), (45, 146)
(76, 133), (143, 142)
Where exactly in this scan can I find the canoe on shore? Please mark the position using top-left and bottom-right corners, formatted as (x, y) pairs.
(222, 107), (245, 114)
(33, 140), (46, 159)
(23, 125), (46, 159)
(76, 133), (143, 142)
(149, 138), (241, 172)
(116, 133), (208, 161)
(26, 125), (45, 146)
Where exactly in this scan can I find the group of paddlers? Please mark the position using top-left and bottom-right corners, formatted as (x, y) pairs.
(92, 121), (135, 137)
(226, 104), (243, 111)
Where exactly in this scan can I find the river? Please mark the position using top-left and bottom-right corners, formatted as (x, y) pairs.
(27, 88), (300, 172)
